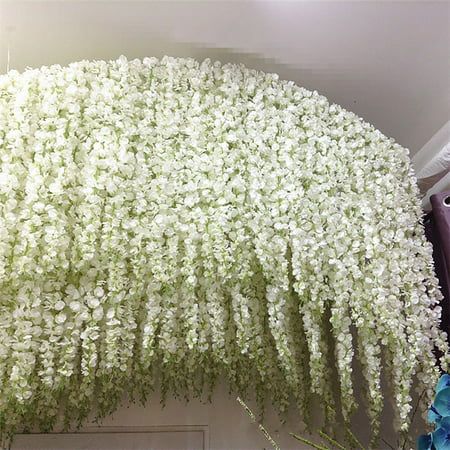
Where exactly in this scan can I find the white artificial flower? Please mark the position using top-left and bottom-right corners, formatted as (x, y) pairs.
(0, 55), (446, 444)
(53, 301), (65, 312)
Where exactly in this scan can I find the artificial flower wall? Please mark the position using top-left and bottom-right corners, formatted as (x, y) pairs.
(0, 56), (447, 445)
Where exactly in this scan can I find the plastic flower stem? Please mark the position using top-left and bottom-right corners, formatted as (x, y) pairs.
(381, 438), (395, 450)
(290, 432), (331, 450)
(344, 426), (366, 450)
(325, 406), (365, 450)
(236, 397), (281, 450)
(258, 424), (281, 450)
(318, 430), (347, 450)
(236, 396), (257, 421)
(401, 390), (425, 450)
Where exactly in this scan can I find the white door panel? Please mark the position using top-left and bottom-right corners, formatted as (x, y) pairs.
(12, 427), (206, 450)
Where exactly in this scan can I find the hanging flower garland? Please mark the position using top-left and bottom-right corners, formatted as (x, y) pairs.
(0, 56), (447, 444)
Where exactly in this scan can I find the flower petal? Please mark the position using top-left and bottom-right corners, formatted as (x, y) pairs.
(440, 416), (450, 431)
(437, 375), (450, 394)
(435, 388), (450, 417)
(417, 433), (433, 450)
(433, 426), (450, 450)
(429, 404), (443, 425)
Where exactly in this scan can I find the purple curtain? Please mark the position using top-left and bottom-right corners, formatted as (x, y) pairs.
(424, 191), (450, 335)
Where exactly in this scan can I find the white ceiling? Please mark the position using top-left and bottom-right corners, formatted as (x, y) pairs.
(0, 1), (449, 155)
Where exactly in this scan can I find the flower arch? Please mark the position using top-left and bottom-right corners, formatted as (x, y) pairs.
(0, 55), (447, 443)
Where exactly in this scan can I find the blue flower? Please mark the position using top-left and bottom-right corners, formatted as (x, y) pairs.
(419, 374), (450, 449)
(433, 417), (450, 450)
(437, 375), (450, 395)
(434, 388), (450, 418)
(418, 433), (433, 450)
(429, 404), (444, 425)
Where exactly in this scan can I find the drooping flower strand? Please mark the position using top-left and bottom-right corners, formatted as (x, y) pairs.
(0, 56), (447, 444)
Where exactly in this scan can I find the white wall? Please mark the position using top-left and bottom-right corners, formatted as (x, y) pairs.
(1, 1), (449, 155)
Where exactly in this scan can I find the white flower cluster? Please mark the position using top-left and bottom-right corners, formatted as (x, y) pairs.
(0, 56), (447, 443)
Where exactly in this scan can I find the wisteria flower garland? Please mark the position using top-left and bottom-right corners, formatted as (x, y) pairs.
(0, 56), (448, 444)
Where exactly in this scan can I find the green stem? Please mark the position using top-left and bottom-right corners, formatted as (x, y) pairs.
(258, 423), (281, 450)
(324, 405), (365, 450)
(290, 432), (331, 450)
(236, 397), (280, 450)
(344, 426), (366, 450)
(400, 390), (425, 450)
(381, 438), (395, 450)
(318, 430), (348, 450)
